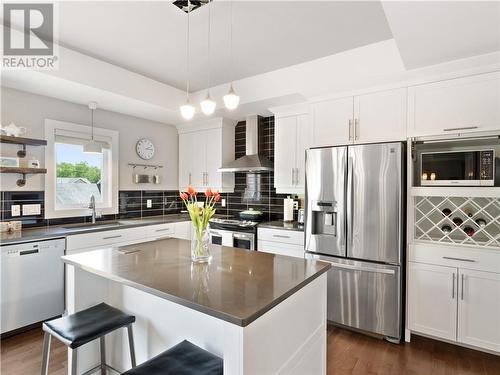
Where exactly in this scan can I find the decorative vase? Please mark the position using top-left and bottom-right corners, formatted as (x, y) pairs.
(191, 228), (212, 263)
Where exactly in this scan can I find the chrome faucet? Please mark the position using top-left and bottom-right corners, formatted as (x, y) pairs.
(88, 194), (96, 224)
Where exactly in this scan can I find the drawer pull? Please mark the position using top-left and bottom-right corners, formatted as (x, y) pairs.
(443, 126), (478, 132)
(443, 256), (475, 262)
(155, 228), (171, 232)
(273, 234), (291, 239)
(103, 235), (122, 240)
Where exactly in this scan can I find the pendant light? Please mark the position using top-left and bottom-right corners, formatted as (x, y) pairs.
(223, 0), (240, 110)
(200, 0), (216, 115)
(83, 102), (102, 154)
(180, 0), (195, 120)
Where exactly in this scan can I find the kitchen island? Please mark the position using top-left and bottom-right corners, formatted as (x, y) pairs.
(62, 238), (330, 375)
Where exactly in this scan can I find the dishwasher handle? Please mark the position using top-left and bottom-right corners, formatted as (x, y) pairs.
(20, 249), (39, 256)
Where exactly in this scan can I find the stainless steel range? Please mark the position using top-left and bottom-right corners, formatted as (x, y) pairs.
(208, 218), (258, 250)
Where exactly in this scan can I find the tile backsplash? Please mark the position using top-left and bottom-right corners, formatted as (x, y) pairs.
(0, 116), (294, 228)
(0, 190), (183, 228)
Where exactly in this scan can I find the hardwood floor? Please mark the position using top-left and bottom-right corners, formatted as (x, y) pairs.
(1, 325), (499, 374)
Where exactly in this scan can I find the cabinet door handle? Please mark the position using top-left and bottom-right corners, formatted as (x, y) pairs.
(295, 168), (299, 185)
(461, 274), (464, 300)
(188, 172), (192, 185)
(443, 126), (478, 132)
(103, 235), (122, 240)
(273, 234), (291, 239)
(443, 256), (475, 262)
(452, 272), (455, 299)
(205, 172), (209, 185)
(155, 228), (171, 232)
(348, 119), (353, 141)
(291, 168), (295, 185)
(354, 119), (359, 140)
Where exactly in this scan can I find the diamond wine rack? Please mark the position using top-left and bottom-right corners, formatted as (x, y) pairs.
(414, 196), (500, 248)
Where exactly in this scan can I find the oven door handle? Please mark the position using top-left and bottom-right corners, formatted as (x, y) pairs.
(233, 233), (251, 239)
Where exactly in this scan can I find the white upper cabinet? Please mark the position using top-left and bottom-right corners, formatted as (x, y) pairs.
(274, 107), (312, 194)
(177, 118), (235, 193)
(408, 71), (500, 137)
(310, 87), (407, 147)
(274, 115), (297, 192)
(311, 97), (352, 147)
(353, 88), (407, 143)
(458, 268), (500, 352)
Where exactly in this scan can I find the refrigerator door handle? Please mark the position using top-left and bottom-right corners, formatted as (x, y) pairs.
(346, 155), (354, 249)
(330, 262), (396, 275)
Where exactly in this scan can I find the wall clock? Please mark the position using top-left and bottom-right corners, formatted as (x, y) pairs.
(136, 138), (155, 160)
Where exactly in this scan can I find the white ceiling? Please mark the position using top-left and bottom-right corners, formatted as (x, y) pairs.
(382, 1), (500, 69)
(53, 1), (393, 91)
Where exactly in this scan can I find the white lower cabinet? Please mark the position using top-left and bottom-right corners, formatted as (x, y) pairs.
(408, 262), (457, 341)
(408, 243), (500, 353)
(458, 269), (500, 352)
(257, 228), (304, 258)
(66, 221), (192, 253)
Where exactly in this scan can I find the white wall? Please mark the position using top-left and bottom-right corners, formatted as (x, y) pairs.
(0, 87), (178, 191)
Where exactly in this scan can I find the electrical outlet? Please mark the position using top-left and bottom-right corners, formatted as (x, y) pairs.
(293, 201), (299, 210)
(221, 198), (226, 207)
(11, 205), (21, 216)
(22, 204), (41, 215)
(146, 199), (152, 208)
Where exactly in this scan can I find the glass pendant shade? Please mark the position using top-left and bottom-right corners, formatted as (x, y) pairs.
(223, 84), (240, 110)
(200, 93), (216, 115)
(180, 99), (195, 120)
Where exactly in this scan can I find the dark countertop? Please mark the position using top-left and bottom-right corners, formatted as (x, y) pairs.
(258, 220), (305, 232)
(62, 238), (330, 327)
(0, 214), (198, 245)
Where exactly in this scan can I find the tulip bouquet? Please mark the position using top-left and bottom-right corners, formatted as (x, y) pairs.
(180, 186), (221, 262)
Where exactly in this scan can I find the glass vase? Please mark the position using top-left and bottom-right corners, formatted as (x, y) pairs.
(191, 228), (212, 263)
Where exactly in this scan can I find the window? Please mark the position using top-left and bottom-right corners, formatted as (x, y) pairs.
(45, 119), (119, 219)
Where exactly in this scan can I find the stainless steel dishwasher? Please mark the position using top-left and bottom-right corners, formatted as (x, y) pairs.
(1, 238), (65, 335)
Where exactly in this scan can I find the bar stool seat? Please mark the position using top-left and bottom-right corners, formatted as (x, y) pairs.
(41, 303), (136, 375)
(43, 303), (135, 349)
(122, 340), (223, 375)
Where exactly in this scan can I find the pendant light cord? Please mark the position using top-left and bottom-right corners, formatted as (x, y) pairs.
(229, 0), (233, 84)
(206, 0), (211, 92)
(186, 0), (191, 100)
(91, 108), (94, 141)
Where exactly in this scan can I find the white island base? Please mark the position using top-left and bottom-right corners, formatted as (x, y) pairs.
(66, 265), (327, 375)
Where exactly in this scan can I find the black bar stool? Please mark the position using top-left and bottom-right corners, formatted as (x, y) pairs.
(41, 303), (136, 375)
(121, 340), (222, 375)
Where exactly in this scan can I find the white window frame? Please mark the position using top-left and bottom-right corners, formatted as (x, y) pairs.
(44, 119), (119, 219)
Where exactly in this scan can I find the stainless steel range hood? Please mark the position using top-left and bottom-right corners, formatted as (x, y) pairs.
(218, 115), (274, 173)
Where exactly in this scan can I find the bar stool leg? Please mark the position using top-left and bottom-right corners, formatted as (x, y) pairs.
(127, 325), (136, 368)
(100, 336), (107, 375)
(40, 332), (51, 375)
(68, 348), (78, 375)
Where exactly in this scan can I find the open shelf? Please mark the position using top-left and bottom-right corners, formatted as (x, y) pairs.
(0, 135), (47, 146)
(411, 186), (500, 198)
(0, 167), (47, 174)
(0, 167), (47, 187)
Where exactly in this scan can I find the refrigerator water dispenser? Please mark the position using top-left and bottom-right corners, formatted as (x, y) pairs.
(310, 201), (337, 236)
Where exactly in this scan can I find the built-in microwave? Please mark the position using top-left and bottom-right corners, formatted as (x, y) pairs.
(420, 149), (495, 186)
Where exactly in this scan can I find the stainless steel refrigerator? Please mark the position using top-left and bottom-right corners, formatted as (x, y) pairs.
(305, 142), (404, 343)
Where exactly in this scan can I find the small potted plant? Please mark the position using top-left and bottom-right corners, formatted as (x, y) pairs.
(180, 186), (220, 262)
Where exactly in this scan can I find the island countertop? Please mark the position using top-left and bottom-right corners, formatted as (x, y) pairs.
(62, 238), (330, 327)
